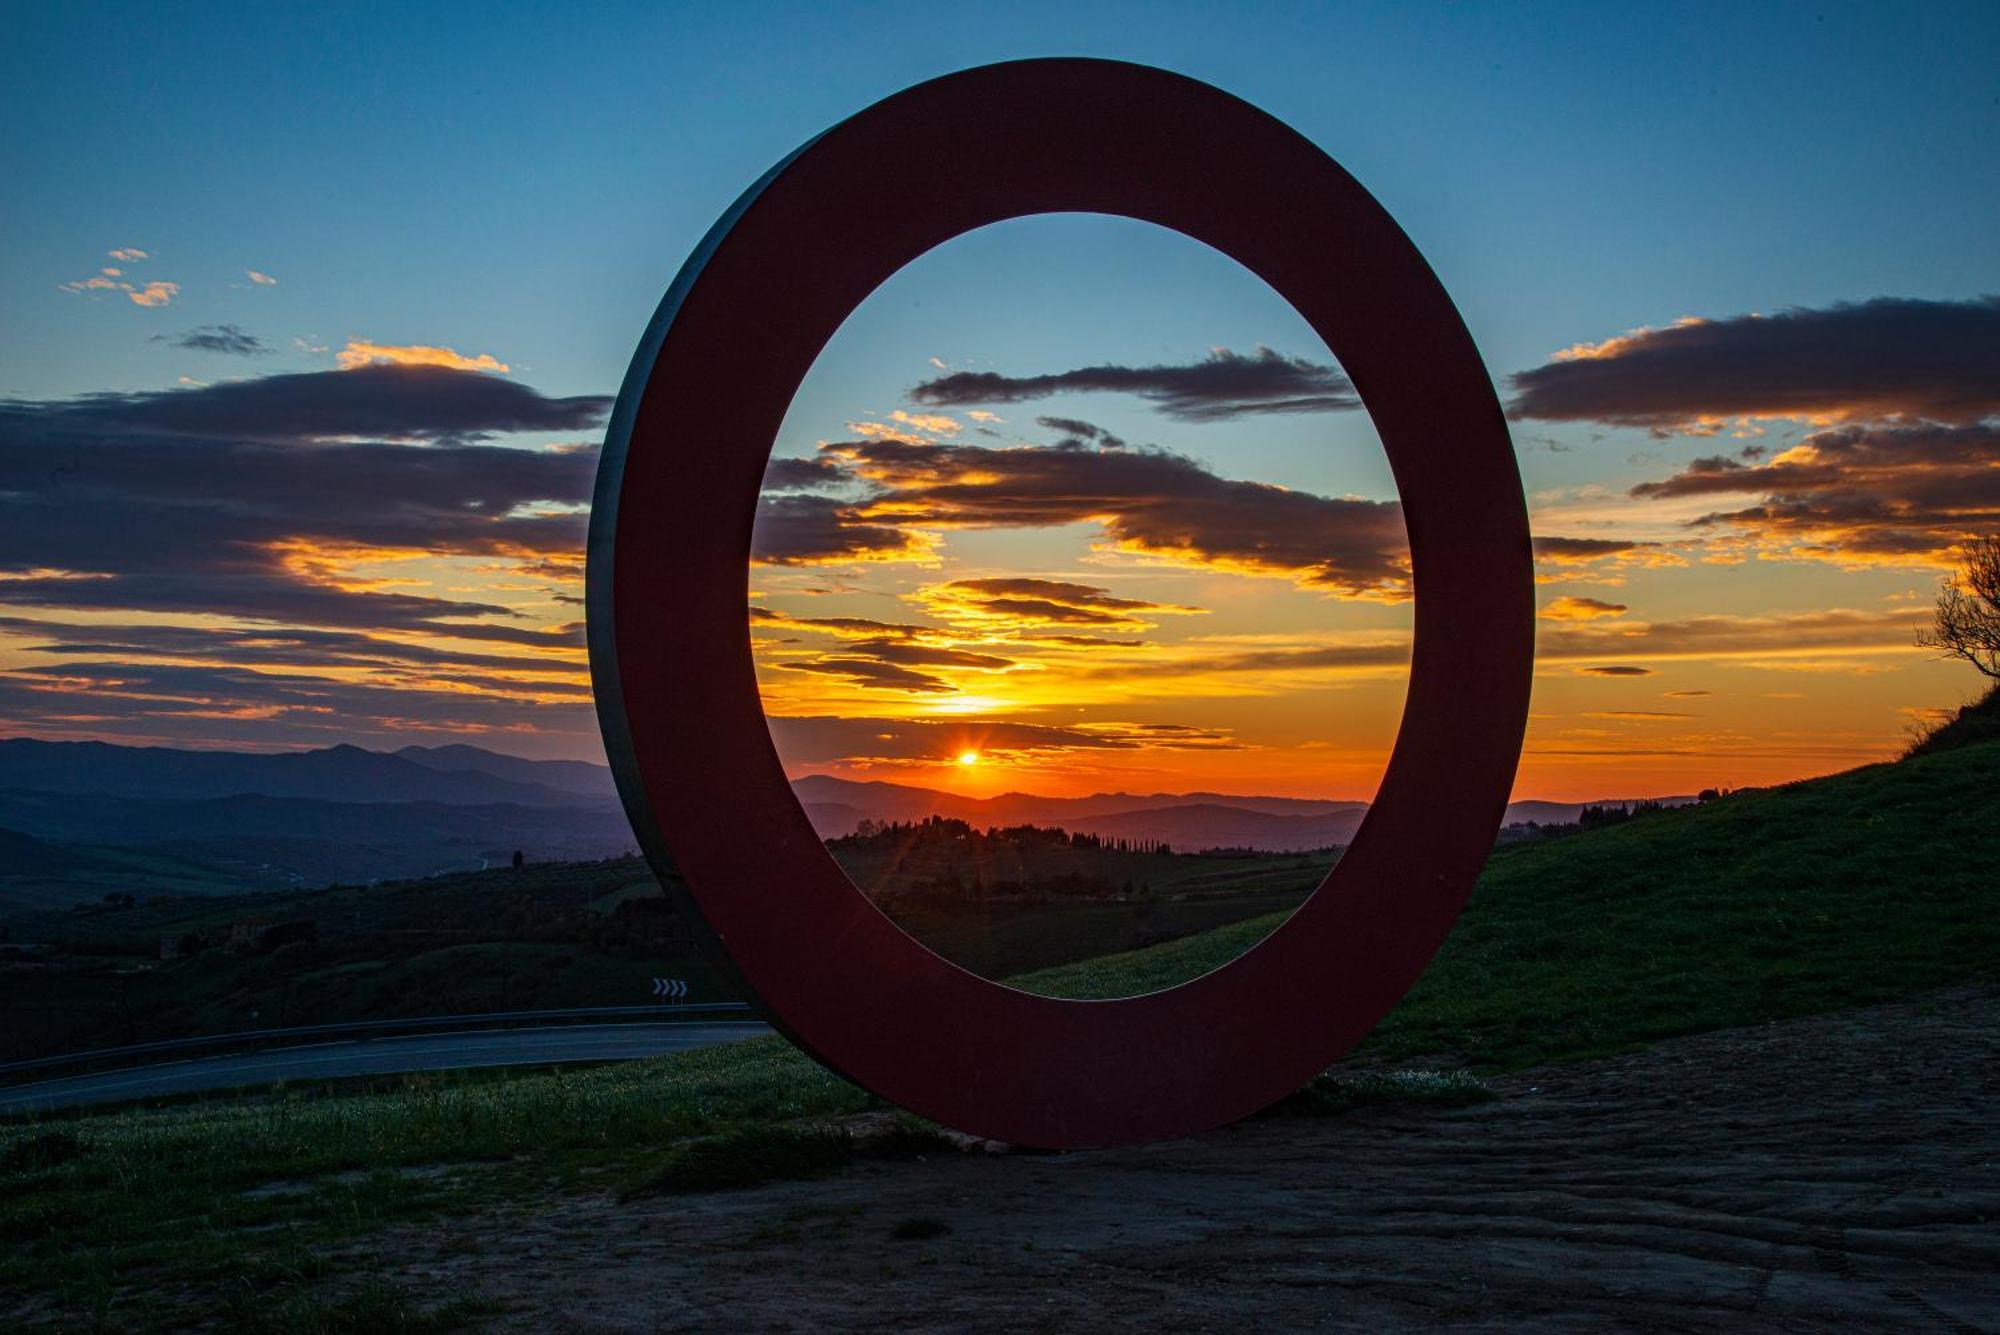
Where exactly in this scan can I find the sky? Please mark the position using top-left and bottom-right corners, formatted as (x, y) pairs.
(2, 1), (1997, 802)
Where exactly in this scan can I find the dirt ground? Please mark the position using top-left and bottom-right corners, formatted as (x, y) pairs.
(369, 987), (2000, 1332)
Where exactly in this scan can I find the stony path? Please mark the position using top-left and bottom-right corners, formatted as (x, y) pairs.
(379, 987), (2000, 1332)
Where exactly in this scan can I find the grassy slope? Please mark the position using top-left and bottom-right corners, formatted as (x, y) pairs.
(0, 860), (716, 1061)
(1020, 737), (2000, 1067)
(3, 846), (1326, 1061)
(5, 739), (1998, 1328)
(1, 1045), (875, 1328)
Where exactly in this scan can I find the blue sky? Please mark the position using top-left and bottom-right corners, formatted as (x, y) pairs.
(2, 2), (1997, 795)
(7, 1), (1995, 404)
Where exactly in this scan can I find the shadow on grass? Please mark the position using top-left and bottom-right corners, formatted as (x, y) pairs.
(619, 1116), (959, 1199)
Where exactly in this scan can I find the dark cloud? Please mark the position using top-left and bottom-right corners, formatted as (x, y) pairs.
(1543, 609), (1919, 666)
(1084, 724), (1243, 751)
(749, 606), (931, 641)
(1031, 633), (1147, 647)
(157, 323), (268, 356)
(1508, 297), (2000, 431)
(0, 421), (595, 630)
(751, 493), (932, 566)
(1534, 536), (1652, 562)
(801, 438), (1408, 599)
(0, 366), (607, 743)
(843, 639), (1013, 671)
(916, 578), (1203, 630)
(910, 347), (1358, 422)
(1531, 535), (1681, 580)
(0, 657), (596, 751)
(783, 658), (955, 693)
(758, 616), (1017, 696)
(761, 456), (853, 492)
(0, 616), (584, 678)
(1079, 640), (1411, 678)
(0, 571), (521, 637)
(1629, 423), (2000, 566)
(753, 580), (1188, 698)
(3, 364), (610, 442)
(1035, 416), (1127, 449)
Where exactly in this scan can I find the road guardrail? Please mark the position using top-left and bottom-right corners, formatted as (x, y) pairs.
(0, 1001), (756, 1084)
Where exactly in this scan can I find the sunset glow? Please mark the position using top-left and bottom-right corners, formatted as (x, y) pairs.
(5, 11), (1998, 1321)
(1, 17), (1992, 806)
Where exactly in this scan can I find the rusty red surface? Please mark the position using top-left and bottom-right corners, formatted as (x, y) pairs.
(588, 58), (1533, 1148)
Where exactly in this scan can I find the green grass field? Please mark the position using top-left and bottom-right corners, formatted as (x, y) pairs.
(4, 734), (1997, 1330)
(1021, 732), (2000, 1066)
(1, 838), (1329, 1061)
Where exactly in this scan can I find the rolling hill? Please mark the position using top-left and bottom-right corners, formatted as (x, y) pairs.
(0, 738), (606, 807)
(791, 773), (1689, 850)
(1016, 726), (2000, 1067)
(0, 736), (1696, 914)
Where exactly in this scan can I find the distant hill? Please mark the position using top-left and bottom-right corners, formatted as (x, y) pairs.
(0, 738), (608, 808)
(0, 789), (638, 916)
(0, 826), (111, 880)
(393, 744), (618, 801)
(13, 733), (1993, 1071)
(793, 774), (1364, 826)
(0, 736), (1698, 913)
(1014, 735), (2000, 1070)
(0, 738), (635, 915)
(0, 823), (270, 917)
(791, 774), (1690, 852)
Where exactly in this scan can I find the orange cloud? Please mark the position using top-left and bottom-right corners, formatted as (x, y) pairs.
(1532, 535), (1687, 586)
(1629, 423), (2000, 571)
(1541, 595), (1629, 621)
(1511, 297), (2000, 432)
(1548, 316), (1709, 363)
(1542, 608), (1922, 670)
(888, 409), (961, 436)
(752, 494), (939, 568)
(61, 266), (179, 307)
(336, 340), (509, 373)
(750, 606), (938, 641)
(817, 436), (1411, 599)
(125, 281), (179, 308)
(912, 578), (1205, 634)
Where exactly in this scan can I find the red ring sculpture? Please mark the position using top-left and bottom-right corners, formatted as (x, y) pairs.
(588, 58), (1533, 1148)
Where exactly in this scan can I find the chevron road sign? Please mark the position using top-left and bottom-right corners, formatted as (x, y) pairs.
(651, 977), (688, 1001)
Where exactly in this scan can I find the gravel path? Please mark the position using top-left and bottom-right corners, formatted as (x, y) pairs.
(378, 986), (2000, 1332)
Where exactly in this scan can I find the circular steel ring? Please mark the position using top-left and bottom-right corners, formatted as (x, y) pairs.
(588, 58), (1533, 1148)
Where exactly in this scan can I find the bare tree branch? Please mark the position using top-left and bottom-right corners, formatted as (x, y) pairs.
(1918, 535), (2000, 680)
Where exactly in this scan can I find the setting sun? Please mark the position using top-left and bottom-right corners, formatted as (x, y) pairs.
(956, 751), (980, 767)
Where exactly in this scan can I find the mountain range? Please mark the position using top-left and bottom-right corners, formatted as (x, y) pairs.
(0, 739), (631, 916)
(792, 774), (1689, 852)
(0, 738), (615, 806)
(0, 737), (1686, 915)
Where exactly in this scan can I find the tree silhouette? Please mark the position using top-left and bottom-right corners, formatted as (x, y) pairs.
(1919, 535), (2000, 681)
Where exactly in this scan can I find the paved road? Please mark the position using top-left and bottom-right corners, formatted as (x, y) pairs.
(0, 1020), (772, 1115)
